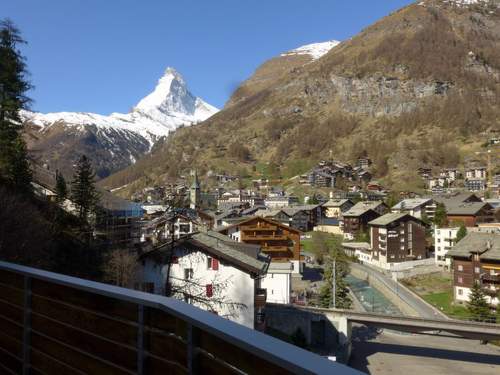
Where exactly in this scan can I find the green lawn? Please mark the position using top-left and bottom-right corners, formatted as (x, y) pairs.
(301, 232), (342, 254)
(422, 291), (472, 320)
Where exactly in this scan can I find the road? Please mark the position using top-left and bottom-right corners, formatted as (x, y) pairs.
(349, 325), (500, 375)
(350, 263), (447, 319)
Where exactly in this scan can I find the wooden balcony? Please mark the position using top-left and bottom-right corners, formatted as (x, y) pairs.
(241, 224), (278, 232)
(262, 246), (293, 253)
(0, 261), (357, 375)
(242, 234), (289, 241)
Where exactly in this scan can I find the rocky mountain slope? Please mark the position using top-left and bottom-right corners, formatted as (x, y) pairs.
(23, 68), (218, 178)
(102, 0), (500, 194)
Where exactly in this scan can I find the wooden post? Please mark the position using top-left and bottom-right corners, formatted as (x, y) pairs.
(137, 304), (144, 375)
(22, 276), (32, 375)
(187, 324), (199, 374)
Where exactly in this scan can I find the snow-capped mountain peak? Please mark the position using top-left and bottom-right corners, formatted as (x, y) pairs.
(135, 67), (191, 114)
(24, 67), (218, 146)
(22, 68), (218, 178)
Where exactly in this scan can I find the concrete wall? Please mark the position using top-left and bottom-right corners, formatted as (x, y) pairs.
(265, 304), (351, 363)
(349, 264), (419, 317)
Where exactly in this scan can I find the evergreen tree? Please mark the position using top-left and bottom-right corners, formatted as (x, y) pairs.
(319, 251), (351, 309)
(71, 155), (100, 222)
(466, 282), (492, 322)
(0, 19), (32, 193)
(55, 170), (68, 205)
(433, 203), (447, 227)
(456, 224), (467, 243)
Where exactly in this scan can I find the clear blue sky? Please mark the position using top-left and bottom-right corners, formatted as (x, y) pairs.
(3, 0), (414, 114)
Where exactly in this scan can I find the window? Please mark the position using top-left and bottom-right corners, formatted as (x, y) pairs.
(184, 268), (193, 280)
(207, 257), (212, 269)
(458, 277), (463, 284)
(458, 289), (463, 296)
(206, 284), (213, 297)
(212, 258), (219, 270)
(437, 239), (441, 243)
(474, 267), (480, 274)
(458, 265), (463, 271)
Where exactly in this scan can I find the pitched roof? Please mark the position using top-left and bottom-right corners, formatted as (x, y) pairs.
(142, 231), (270, 275)
(343, 201), (384, 217)
(446, 202), (492, 216)
(447, 232), (500, 261)
(323, 199), (352, 208)
(281, 205), (320, 216)
(392, 198), (433, 211)
(368, 212), (420, 226)
(432, 192), (482, 207)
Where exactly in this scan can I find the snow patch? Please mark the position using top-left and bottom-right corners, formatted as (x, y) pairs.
(281, 40), (340, 60)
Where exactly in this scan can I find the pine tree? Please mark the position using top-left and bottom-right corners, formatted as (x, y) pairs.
(466, 282), (492, 322)
(456, 224), (467, 243)
(0, 19), (32, 193)
(71, 155), (100, 222)
(55, 170), (68, 205)
(319, 256), (351, 309)
(433, 203), (447, 227)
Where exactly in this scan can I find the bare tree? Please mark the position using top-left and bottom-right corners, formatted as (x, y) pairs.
(169, 251), (247, 319)
(103, 249), (140, 288)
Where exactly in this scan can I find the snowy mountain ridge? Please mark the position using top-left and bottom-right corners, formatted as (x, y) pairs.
(280, 40), (341, 61)
(23, 67), (218, 147)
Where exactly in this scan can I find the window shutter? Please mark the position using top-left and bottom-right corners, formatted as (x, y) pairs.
(206, 284), (213, 297)
(212, 258), (219, 270)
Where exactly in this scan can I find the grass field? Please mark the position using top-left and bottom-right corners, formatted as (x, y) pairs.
(421, 291), (472, 320)
(401, 273), (474, 320)
(301, 232), (342, 254)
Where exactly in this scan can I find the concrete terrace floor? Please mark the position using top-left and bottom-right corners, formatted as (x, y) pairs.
(349, 325), (500, 375)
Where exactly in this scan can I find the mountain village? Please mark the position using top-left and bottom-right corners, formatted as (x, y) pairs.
(2, 1), (500, 374)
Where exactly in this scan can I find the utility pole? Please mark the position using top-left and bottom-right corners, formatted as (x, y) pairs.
(332, 258), (336, 309)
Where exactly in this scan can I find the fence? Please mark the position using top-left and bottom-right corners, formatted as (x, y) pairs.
(0, 261), (362, 375)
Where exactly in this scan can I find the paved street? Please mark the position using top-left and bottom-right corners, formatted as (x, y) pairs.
(349, 326), (500, 375)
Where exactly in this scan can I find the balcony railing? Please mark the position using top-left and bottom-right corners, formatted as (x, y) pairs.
(0, 261), (358, 375)
(242, 234), (289, 241)
(241, 225), (278, 232)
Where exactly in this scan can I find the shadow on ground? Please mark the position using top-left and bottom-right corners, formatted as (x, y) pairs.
(349, 333), (500, 374)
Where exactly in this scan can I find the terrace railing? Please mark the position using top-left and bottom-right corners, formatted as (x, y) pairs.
(0, 261), (361, 375)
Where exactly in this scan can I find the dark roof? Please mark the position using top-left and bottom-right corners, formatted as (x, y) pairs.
(432, 192), (482, 207)
(141, 231), (270, 275)
(447, 232), (500, 261)
(368, 213), (423, 227)
(447, 202), (492, 216)
(343, 201), (384, 217)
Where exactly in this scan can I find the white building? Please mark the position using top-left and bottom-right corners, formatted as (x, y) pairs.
(465, 166), (487, 180)
(264, 196), (299, 209)
(434, 226), (459, 269)
(391, 198), (436, 220)
(261, 262), (292, 304)
(138, 231), (270, 329)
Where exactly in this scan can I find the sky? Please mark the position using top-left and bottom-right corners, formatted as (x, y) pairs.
(2, 0), (414, 114)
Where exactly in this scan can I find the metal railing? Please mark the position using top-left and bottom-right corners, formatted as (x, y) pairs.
(0, 261), (361, 375)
